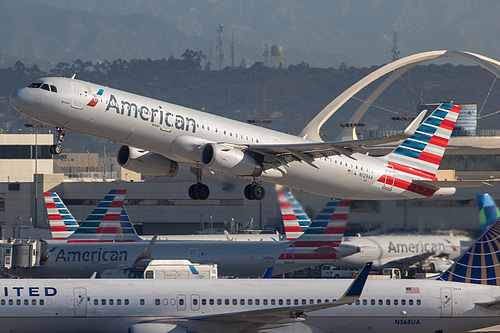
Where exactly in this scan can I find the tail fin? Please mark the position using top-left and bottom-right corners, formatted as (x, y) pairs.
(437, 217), (500, 285)
(477, 193), (500, 231)
(43, 192), (79, 240)
(385, 102), (461, 177)
(277, 190), (312, 240)
(66, 189), (140, 242)
(281, 198), (352, 265)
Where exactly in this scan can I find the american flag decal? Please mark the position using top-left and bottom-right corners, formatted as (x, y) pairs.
(406, 287), (420, 294)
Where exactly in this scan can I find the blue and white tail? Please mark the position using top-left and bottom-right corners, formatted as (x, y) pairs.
(437, 216), (500, 285)
(277, 190), (312, 240)
(65, 189), (140, 243)
(384, 102), (461, 178)
(477, 193), (500, 232)
(44, 192), (79, 240)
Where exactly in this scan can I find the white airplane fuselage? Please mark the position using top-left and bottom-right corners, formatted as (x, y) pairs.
(0, 278), (499, 333)
(10, 77), (456, 200)
(334, 234), (470, 270)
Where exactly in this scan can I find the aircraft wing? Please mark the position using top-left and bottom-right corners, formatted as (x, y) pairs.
(158, 263), (371, 328)
(382, 253), (434, 268)
(413, 180), (492, 189)
(243, 110), (425, 167)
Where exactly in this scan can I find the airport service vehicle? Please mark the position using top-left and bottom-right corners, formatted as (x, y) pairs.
(11, 77), (480, 201)
(1, 216), (500, 332)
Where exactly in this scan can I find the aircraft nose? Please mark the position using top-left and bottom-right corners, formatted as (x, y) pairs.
(10, 88), (29, 110)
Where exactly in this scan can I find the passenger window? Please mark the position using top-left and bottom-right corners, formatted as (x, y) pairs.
(271, 299), (275, 305)
(193, 299), (198, 306)
(378, 299), (383, 305)
(371, 299), (375, 305)
(278, 299), (283, 305)
(401, 299), (406, 305)
(178, 299), (184, 306)
(240, 299), (244, 305)
(263, 299), (267, 305)
(386, 299), (390, 305)
(247, 299), (252, 305)
(125, 299), (129, 305)
(31, 299), (36, 305)
(202, 299), (206, 305)
(50, 85), (57, 93)
(117, 299), (122, 305)
(40, 299), (44, 306)
(363, 299), (367, 305)
(24, 299), (28, 305)
(255, 299), (260, 305)
(317, 299), (321, 303)
(109, 299), (114, 305)
(225, 299), (229, 305)
(217, 299), (222, 305)
(8, 300), (13, 306)
(417, 299), (421, 305)
(209, 299), (214, 305)
(409, 299), (414, 305)
(102, 299), (106, 305)
(286, 299), (291, 305)
(41, 84), (49, 91)
(16, 300), (21, 305)
(140, 299), (145, 305)
(94, 299), (98, 305)
(0, 300), (4, 305)
(294, 299), (299, 305)
(355, 300), (360, 305)
(155, 299), (160, 306)
(394, 299), (398, 305)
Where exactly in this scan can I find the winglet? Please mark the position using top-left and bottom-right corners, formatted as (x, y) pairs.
(261, 267), (274, 279)
(332, 262), (372, 306)
(402, 109), (426, 137)
(132, 235), (158, 266)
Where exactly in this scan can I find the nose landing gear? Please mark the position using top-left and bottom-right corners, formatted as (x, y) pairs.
(49, 127), (66, 155)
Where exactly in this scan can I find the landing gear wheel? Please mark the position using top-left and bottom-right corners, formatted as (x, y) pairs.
(244, 183), (265, 200)
(189, 183), (210, 200)
(49, 144), (63, 155)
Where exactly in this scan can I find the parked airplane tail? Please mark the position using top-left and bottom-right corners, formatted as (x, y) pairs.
(43, 192), (79, 240)
(437, 216), (500, 285)
(477, 193), (500, 231)
(385, 102), (460, 177)
(277, 190), (312, 240)
(65, 189), (141, 242)
(279, 197), (354, 265)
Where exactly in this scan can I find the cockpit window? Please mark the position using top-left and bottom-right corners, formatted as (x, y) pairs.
(50, 85), (57, 93)
(41, 84), (49, 91)
(28, 83), (42, 88)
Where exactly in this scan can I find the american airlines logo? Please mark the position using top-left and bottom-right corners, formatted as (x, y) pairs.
(106, 94), (198, 133)
(87, 89), (104, 107)
(387, 241), (446, 253)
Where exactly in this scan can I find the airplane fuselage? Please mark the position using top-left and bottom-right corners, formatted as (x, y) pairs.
(10, 77), (456, 200)
(0, 278), (498, 333)
(333, 234), (470, 270)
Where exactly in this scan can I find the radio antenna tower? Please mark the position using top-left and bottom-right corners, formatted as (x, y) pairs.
(391, 29), (400, 62)
(216, 24), (224, 70)
(231, 34), (235, 69)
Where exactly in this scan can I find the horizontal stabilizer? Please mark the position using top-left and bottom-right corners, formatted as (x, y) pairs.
(476, 298), (500, 310)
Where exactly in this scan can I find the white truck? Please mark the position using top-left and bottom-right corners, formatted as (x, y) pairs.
(320, 265), (357, 278)
(100, 259), (218, 279)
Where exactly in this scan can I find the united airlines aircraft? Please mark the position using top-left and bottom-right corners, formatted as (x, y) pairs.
(10, 77), (483, 200)
(3, 189), (358, 278)
(2, 216), (500, 332)
(278, 189), (470, 271)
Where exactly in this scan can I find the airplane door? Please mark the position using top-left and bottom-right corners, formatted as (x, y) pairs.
(440, 287), (452, 317)
(71, 82), (84, 110)
(382, 164), (395, 190)
(73, 288), (87, 317)
(284, 245), (295, 263)
(191, 294), (200, 311)
(177, 294), (186, 311)
(188, 248), (198, 262)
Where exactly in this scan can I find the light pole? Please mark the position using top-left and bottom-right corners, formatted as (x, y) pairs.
(24, 123), (46, 229)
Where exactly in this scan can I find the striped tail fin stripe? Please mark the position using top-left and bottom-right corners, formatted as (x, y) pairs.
(278, 190), (312, 240)
(66, 189), (140, 242)
(43, 192), (79, 240)
(437, 218), (500, 285)
(388, 103), (460, 176)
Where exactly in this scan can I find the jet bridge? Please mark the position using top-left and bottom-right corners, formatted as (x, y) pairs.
(0, 238), (45, 269)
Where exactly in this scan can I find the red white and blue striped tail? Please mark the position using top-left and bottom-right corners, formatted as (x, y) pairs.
(385, 102), (460, 177)
(278, 197), (351, 265)
(65, 189), (140, 243)
(277, 189), (312, 240)
(44, 192), (79, 240)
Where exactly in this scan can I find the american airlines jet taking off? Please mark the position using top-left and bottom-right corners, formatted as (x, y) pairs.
(10, 77), (482, 200)
(3, 218), (500, 332)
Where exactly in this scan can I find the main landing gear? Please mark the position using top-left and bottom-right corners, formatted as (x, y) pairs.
(244, 182), (266, 200)
(188, 168), (210, 200)
(49, 127), (66, 155)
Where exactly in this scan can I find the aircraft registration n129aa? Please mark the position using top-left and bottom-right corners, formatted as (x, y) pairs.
(9, 76), (487, 200)
(4, 217), (500, 332)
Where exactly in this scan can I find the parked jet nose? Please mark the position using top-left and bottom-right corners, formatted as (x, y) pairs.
(10, 88), (29, 110)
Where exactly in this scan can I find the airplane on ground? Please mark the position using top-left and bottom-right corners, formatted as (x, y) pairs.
(3, 189), (358, 278)
(10, 77), (486, 201)
(44, 191), (283, 242)
(2, 215), (500, 332)
(278, 189), (471, 271)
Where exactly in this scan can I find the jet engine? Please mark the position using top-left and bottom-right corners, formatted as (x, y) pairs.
(201, 143), (262, 177)
(117, 145), (178, 177)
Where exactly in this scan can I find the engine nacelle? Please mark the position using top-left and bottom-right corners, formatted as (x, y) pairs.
(129, 323), (186, 333)
(117, 145), (178, 177)
(201, 143), (262, 177)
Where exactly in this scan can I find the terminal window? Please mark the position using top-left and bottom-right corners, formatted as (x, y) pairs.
(0, 194), (4, 211)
